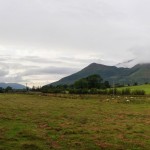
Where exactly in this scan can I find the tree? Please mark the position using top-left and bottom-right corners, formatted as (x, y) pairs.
(74, 78), (88, 89)
(5, 86), (13, 93)
(86, 74), (103, 89)
(32, 86), (36, 91)
(0, 87), (4, 93)
(104, 81), (110, 88)
(133, 82), (138, 86)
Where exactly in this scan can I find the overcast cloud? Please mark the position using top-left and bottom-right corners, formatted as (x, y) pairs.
(0, 0), (150, 86)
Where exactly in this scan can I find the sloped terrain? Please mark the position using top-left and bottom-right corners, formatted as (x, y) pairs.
(52, 63), (150, 85)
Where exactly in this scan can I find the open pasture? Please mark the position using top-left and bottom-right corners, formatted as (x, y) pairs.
(0, 94), (150, 150)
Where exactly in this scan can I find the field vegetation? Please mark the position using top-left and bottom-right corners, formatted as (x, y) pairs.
(0, 94), (150, 150)
(117, 84), (150, 95)
(41, 75), (147, 96)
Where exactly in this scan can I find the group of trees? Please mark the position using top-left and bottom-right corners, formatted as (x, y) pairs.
(0, 86), (13, 93)
(74, 74), (110, 89)
(0, 74), (146, 95)
(0, 86), (28, 93)
(40, 74), (145, 95)
(41, 74), (111, 94)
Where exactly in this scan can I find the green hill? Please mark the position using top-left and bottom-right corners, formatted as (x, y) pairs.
(51, 63), (150, 86)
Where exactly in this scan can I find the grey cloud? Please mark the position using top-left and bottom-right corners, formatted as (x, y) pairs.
(0, 75), (23, 83)
(0, 0), (150, 56)
(0, 0), (150, 85)
(21, 56), (99, 65)
(0, 63), (9, 77)
(0, 69), (9, 77)
(21, 66), (79, 76)
(130, 46), (150, 64)
(0, 0), (140, 53)
(20, 56), (65, 65)
(0, 61), (37, 71)
(19, 55), (114, 68)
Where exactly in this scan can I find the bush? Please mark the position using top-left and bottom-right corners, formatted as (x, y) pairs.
(69, 89), (89, 94)
(121, 88), (131, 95)
(0, 87), (4, 93)
(107, 88), (118, 95)
(90, 88), (98, 94)
(97, 90), (108, 95)
(106, 88), (145, 96)
(132, 90), (145, 95)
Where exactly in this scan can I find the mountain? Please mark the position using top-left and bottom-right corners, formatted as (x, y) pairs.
(0, 83), (26, 89)
(116, 59), (136, 68)
(51, 63), (150, 85)
(116, 59), (150, 68)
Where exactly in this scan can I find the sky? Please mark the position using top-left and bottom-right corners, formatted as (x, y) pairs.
(0, 0), (150, 87)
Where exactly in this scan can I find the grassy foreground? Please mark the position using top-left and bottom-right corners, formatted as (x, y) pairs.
(0, 94), (150, 150)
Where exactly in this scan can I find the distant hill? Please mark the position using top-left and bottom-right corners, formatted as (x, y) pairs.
(51, 63), (150, 85)
(0, 83), (26, 89)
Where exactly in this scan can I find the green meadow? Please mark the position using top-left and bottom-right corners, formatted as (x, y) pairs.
(117, 84), (150, 95)
(0, 94), (150, 150)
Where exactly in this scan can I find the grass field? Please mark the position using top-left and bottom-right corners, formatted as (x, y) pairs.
(0, 94), (150, 150)
(117, 84), (150, 95)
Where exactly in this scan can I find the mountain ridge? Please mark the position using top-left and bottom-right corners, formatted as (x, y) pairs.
(0, 83), (26, 89)
(51, 62), (150, 85)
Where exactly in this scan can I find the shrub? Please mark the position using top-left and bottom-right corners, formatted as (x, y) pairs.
(132, 90), (145, 95)
(107, 88), (118, 95)
(121, 88), (131, 95)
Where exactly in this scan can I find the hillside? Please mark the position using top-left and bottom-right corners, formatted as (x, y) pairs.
(51, 63), (150, 86)
(0, 83), (26, 89)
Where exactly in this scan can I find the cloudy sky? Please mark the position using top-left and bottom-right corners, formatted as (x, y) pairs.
(0, 0), (150, 86)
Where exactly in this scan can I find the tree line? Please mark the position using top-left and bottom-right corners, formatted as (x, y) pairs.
(41, 74), (110, 93)
(0, 86), (14, 93)
(40, 74), (145, 95)
(0, 75), (145, 95)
